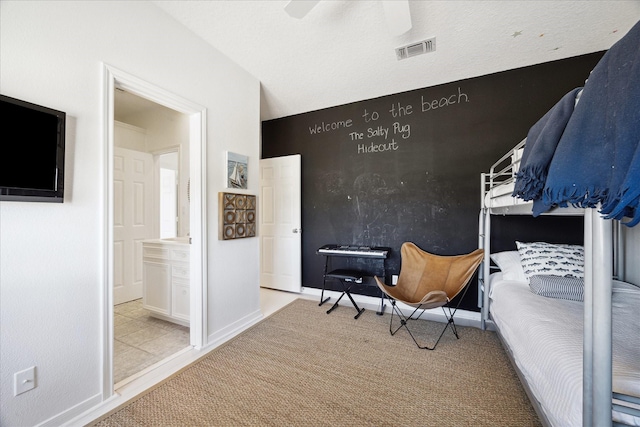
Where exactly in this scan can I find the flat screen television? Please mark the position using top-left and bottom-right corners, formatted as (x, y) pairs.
(0, 94), (66, 202)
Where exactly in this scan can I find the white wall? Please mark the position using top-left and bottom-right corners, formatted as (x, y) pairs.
(114, 121), (148, 151)
(0, 1), (260, 426)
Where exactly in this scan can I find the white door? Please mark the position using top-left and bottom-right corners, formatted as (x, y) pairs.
(259, 155), (302, 292)
(114, 147), (154, 305)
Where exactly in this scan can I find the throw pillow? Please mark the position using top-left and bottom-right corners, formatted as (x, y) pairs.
(529, 274), (584, 301)
(516, 241), (584, 280)
(490, 251), (527, 282)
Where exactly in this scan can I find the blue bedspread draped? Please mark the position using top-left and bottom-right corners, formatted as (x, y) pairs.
(512, 87), (583, 210)
(513, 19), (640, 226)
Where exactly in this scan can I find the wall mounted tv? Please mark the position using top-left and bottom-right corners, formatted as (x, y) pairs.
(0, 94), (66, 202)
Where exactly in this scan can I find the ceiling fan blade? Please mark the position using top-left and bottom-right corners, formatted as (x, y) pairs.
(381, 0), (412, 36)
(284, 0), (321, 19)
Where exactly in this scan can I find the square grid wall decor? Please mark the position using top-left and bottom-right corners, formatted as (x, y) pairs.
(218, 192), (257, 240)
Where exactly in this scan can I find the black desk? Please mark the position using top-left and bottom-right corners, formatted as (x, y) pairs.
(317, 245), (390, 319)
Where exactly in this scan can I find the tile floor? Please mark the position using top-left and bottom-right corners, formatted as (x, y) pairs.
(113, 288), (299, 385)
(113, 299), (190, 384)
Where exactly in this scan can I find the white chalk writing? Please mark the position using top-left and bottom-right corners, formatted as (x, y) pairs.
(421, 87), (469, 112)
(308, 86), (470, 155)
(358, 140), (400, 154)
(308, 119), (353, 135)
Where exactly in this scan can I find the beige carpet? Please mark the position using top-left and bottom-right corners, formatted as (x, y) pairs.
(92, 299), (541, 426)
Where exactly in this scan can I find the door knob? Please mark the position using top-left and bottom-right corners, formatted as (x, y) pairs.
(292, 228), (302, 233)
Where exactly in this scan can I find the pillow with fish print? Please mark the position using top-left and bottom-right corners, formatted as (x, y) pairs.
(516, 241), (584, 281)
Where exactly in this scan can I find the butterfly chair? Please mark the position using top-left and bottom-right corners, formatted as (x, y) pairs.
(374, 242), (484, 350)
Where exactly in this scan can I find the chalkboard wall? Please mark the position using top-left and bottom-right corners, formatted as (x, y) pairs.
(262, 52), (603, 311)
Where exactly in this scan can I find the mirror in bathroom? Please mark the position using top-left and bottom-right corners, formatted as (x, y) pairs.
(159, 151), (179, 239)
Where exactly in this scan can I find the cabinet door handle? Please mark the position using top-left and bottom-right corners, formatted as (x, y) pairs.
(292, 228), (302, 234)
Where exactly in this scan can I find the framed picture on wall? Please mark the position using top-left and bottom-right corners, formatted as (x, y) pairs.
(226, 151), (248, 189)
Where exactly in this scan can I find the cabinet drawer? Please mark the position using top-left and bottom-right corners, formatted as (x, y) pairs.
(143, 246), (170, 259)
(172, 262), (190, 279)
(171, 248), (190, 262)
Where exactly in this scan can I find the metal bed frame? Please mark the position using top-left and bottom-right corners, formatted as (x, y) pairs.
(478, 141), (639, 427)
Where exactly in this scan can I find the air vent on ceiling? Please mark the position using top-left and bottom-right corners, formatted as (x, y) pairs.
(396, 37), (436, 60)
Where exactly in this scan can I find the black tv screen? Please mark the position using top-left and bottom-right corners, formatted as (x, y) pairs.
(0, 95), (66, 202)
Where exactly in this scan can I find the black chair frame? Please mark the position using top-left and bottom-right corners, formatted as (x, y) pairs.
(387, 283), (471, 350)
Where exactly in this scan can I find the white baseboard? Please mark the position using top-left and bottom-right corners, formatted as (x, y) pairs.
(206, 308), (264, 347)
(300, 286), (484, 328)
(39, 393), (103, 427)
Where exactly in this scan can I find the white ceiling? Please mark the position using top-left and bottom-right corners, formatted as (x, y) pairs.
(152, 1), (640, 122)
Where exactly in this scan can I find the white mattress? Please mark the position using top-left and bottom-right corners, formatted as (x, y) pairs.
(489, 273), (640, 426)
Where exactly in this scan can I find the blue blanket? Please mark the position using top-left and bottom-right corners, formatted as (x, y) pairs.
(512, 87), (582, 207)
(517, 19), (640, 226)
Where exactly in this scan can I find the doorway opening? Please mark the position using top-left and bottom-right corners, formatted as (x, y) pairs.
(103, 64), (207, 399)
(113, 92), (191, 385)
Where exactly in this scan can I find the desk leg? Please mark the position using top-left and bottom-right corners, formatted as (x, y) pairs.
(376, 293), (386, 316)
(319, 256), (330, 306)
(376, 263), (387, 315)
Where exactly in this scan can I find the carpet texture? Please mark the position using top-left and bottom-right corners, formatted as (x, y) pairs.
(92, 299), (541, 426)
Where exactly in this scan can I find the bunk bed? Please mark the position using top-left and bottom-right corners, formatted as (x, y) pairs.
(479, 144), (640, 426)
(478, 19), (640, 427)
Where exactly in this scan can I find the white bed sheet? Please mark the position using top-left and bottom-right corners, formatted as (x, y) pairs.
(489, 272), (640, 427)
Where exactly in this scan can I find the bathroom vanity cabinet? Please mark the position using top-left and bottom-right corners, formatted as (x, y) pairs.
(142, 238), (190, 326)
